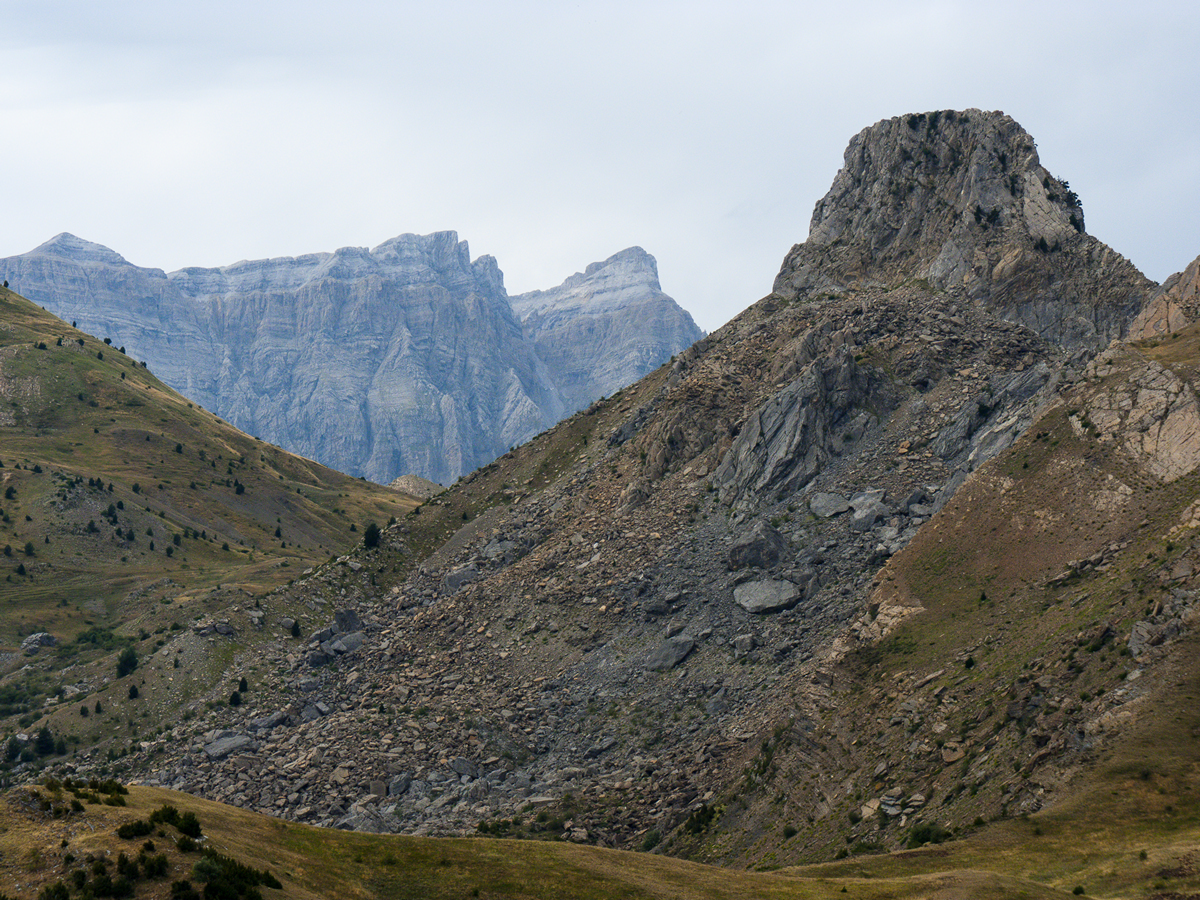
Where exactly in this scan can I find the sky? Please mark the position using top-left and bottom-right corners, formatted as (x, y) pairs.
(1, 1), (1197, 333)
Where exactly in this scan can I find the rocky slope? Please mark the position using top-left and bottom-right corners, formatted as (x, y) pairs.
(0, 234), (700, 485)
(15, 109), (1200, 872)
(513, 247), (704, 412)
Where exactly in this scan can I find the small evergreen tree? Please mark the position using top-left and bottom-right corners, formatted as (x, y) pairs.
(363, 521), (381, 549)
(35, 726), (55, 756)
(117, 648), (137, 677)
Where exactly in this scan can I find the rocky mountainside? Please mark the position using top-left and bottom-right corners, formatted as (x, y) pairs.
(14, 110), (1200, 877)
(0, 234), (700, 485)
(513, 247), (704, 412)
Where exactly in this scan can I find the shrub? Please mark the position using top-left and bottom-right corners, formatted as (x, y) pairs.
(907, 821), (952, 848)
(143, 853), (169, 878)
(177, 811), (203, 838)
(149, 804), (180, 827)
(117, 648), (138, 677)
(190, 848), (280, 895)
(683, 803), (718, 834)
(128, 684), (139, 700)
(35, 726), (55, 756)
(117, 851), (139, 879)
(363, 522), (381, 549)
(229, 691), (242, 707)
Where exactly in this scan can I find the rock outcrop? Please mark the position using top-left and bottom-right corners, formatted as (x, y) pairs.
(1129, 254), (1200, 339)
(773, 109), (1152, 349)
(0, 234), (700, 484)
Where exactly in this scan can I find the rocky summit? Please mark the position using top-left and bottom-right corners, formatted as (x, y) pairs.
(12, 109), (1200, 880)
(0, 233), (702, 485)
(513, 247), (704, 412)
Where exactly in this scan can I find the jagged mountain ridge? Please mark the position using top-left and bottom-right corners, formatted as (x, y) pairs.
(0, 233), (703, 485)
(20, 109), (1200, 876)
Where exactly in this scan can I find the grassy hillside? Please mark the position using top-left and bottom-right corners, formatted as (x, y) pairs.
(0, 779), (1139, 900)
(0, 284), (413, 737)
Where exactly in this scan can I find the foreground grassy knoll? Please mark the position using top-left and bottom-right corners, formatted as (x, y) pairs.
(5, 780), (1147, 900)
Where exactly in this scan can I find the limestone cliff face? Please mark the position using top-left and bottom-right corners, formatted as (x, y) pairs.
(1, 233), (698, 484)
(774, 109), (1153, 348)
(512, 247), (704, 411)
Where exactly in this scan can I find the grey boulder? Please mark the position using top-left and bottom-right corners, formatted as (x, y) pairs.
(809, 493), (850, 517)
(733, 579), (803, 614)
(646, 635), (696, 671)
(728, 520), (786, 571)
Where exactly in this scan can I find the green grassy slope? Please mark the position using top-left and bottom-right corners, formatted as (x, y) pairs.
(0, 781), (1089, 900)
(0, 285), (413, 725)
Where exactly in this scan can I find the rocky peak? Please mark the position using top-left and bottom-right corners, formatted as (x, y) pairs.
(31, 232), (139, 268)
(775, 109), (1152, 349)
(512, 248), (704, 411)
(511, 246), (665, 321)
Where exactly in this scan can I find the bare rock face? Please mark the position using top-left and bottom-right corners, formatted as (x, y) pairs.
(0, 234), (700, 484)
(1129, 254), (1200, 339)
(712, 346), (897, 508)
(773, 109), (1153, 349)
(512, 247), (704, 412)
(1084, 350), (1200, 482)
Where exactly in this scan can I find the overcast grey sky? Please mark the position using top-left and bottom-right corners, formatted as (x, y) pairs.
(2, 1), (1197, 331)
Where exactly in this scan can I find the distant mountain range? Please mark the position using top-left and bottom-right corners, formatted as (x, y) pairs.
(0, 234), (703, 484)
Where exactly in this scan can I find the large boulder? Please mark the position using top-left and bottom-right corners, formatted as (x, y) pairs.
(728, 520), (786, 570)
(442, 563), (481, 594)
(733, 579), (803, 614)
(20, 632), (56, 655)
(203, 733), (254, 760)
(809, 493), (850, 518)
(645, 635), (696, 671)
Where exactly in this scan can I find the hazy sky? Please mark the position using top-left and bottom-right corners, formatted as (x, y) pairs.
(2, 1), (1197, 331)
